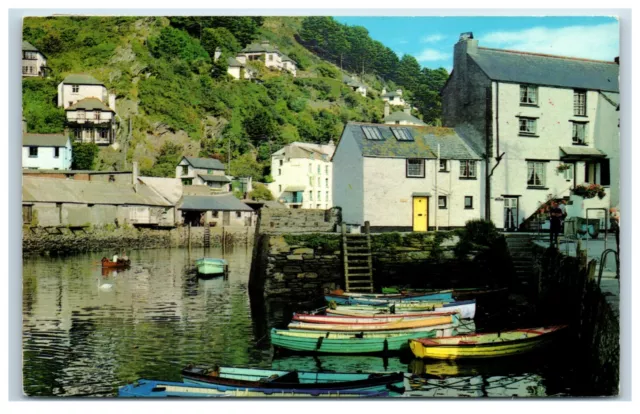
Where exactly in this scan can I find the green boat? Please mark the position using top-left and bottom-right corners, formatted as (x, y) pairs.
(270, 328), (437, 355)
(195, 258), (228, 277)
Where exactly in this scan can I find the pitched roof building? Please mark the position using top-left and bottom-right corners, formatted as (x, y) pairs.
(22, 40), (48, 77)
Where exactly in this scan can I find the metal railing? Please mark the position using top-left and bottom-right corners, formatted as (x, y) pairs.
(597, 249), (620, 286)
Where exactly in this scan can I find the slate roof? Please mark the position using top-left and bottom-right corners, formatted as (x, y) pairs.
(339, 122), (481, 160)
(22, 176), (172, 207)
(273, 142), (336, 159)
(179, 195), (253, 211)
(22, 40), (39, 52)
(241, 41), (280, 54)
(382, 91), (403, 98)
(470, 47), (619, 92)
(22, 133), (69, 147)
(227, 57), (244, 67)
(182, 157), (226, 171)
(62, 74), (104, 85)
(66, 97), (114, 112)
(198, 174), (231, 183)
(383, 111), (427, 126)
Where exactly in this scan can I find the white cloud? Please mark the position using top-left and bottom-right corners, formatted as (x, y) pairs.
(481, 23), (619, 61)
(421, 34), (445, 44)
(415, 48), (450, 62)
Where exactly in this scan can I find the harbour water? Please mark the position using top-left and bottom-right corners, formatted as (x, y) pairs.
(23, 247), (577, 397)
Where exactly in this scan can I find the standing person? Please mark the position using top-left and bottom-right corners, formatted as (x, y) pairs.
(549, 201), (563, 248)
(610, 208), (620, 252)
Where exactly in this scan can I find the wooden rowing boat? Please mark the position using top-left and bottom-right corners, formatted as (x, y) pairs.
(292, 312), (457, 324)
(288, 314), (457, 332)
(381, 287), (508, 302)
(270, 328), (437, 354)
(118, 379), (390, 397)
(181, 366), (405, 394)
(101, 257), (131, 268)
(326, 300), (476, 319)
(195, 258), (228, 277)
(409, 325), (567, 360)
(326, 292), (453, 306)
(287, 321), (474, 337)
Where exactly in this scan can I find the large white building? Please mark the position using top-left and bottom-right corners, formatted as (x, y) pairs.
(442, 32), (619, 230)
(332, 122), (483, 231)
(269, 142), (336, 209)
(22, 133), (72, 170)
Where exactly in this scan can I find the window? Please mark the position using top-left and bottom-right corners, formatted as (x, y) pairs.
(99, 129), (109, 139)
(72, 85), (79, 93)
(309, 176), (313, 186)
(464, 196), (473, 209)
(236, 211), (242, 218)
(68, 101), (74, 108)
(22, 66), (28, 74)
(77, 110), (86, 120)
(520, 85), (538, 105)
(54, 147), (60, 158)
(317, 165), (321, 174)
(527, 162), (547, 187)
(326, 191), (329, 201)
(601, 159), (611, 186)
(109, 175), (115, 182)
(439, 159), (448, 172)
(29, 147), (38, 157)
(309, 191), (313, 201)
(182, 165), (188, 175)
(317, 177), (321, 186)
(325, 165), (329, 175)
(269, 54), (274, 61)
(519, 117), (537, 135)
(317, 204), (321, 209)
(391, 128), (413, 141)
(438, 196), (447, 209)
(362, 126), (383, 140)
(212, 211), (219, 218)
(29, 66), (34, 74)
(318, 191), (321, 201)
(279, 159), (283, 166)
(325, 178), (329, 188)
(574, 90), (587, 116)
(94, 111), (101, 120)
(181, 178), (192, 185)
(74, 129), (82, 139)
(572, 122), (587, 144)
(278, 168), (282, 176)
(22, 205), (32, 224)
(459, 160), (476, 178)
(563, 164), (574, 181)
(406, 159), (425, 178)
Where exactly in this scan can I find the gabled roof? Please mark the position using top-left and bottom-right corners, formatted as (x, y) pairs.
(137, 176), (183, 204)
(338, 122), (481, 160)
(470, 47), (619, 92)
(281, 55), (296, 64)
(240, 41), (280, 54)
(182, 157), (226, 171)
(383, 111), (427, 126)
(272, 142), (336, 159)
(227, 57), (244, 67)
(66, 97), (114, 112)
(179, 194), (253, 211)
(62, 74), (104, 86)
(382, 91), (402, 98)
(22, 40), (39, 52)
(198, 174), (231, 183)
(23, 133), (69, 147)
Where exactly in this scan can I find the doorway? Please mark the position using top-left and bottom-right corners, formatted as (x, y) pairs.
(503, 197), (519, 231)
(412, 196), (428, 232)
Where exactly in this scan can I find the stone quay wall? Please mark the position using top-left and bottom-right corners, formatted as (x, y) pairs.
(23, 224), (254, 256)
(258, 207), (342, 234)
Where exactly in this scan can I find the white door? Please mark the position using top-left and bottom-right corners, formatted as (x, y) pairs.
(503, 198), (518, 231)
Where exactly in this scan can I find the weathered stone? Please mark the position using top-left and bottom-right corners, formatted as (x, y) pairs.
(296, 272), (318, 279)
(283, 266), (302, 273)
(293, 248), (315, 255)
(287, 254), (304, 260)
(273, 272), (285, 282)
(302, 283), (318, 289)
(321, 255), (338, 259)
(302, 254), (315, 260)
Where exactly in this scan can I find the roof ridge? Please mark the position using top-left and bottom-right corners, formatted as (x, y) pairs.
(477, 47), (617, 65)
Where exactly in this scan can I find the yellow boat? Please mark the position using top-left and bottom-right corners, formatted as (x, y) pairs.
(409, 325), (567, 360)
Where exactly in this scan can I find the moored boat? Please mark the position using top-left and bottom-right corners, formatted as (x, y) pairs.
(195, 258), (228, 277)
(181, 366), (405, 394)
(287, 314), (457, 332)
(326, 300), (476, 319)
(101, 257), (131, 268)
(409, 325), (567, 360)
(325, 291), (453, 306)
(292, 312), (457, 324)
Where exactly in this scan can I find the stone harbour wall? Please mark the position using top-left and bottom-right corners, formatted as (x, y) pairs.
(258, 207), (341, 234)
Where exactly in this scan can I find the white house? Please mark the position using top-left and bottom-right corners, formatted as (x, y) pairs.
(383, 103), (427, 126)
(343, 75), (367, 97)
(22, 133), (72, 170)
(381, 88), (406, 107)
(441, 32), (620, 230)
(65, 97), (116, 145)
(235, 40), (297, 77)
(332, 122), (483, 231)
(57, 74), (116, 110)
(176, 156), (231, 190)
(22, 41), (48, 77)
(268, 142), (336, 209)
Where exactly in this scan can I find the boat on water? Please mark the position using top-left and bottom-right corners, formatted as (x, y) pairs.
(101, 257), (131, 268)
(292, 312), (458, 325)
(326, 300), (476, 320)
(409, 325), (567, 360)
(287, 314), (458, 332)
(119, 379), (390, 397)
(325, 291), (453, 306)
(381, 286), (508, 301)
(195, 258), (228, 277)
(181, 366), (405, 394)
(270, 327), (437, 354)
(287, 322), (464, 337)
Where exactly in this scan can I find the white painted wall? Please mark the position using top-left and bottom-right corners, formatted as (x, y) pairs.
(57, 83), (108, 108)
(332, 134), (365, 224)
(66, 109), (113, 123)
(593, 92), (620, 207)
(22, 141), (72, 170)
(22, 52), (47, 77)
(227, 66), (241, 79)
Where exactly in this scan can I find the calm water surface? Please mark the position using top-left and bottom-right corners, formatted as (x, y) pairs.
(23, 247), (576, 397)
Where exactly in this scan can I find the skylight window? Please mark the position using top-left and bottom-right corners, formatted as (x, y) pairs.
(362, 126), (383, 140)
(391, 128), (413, 141)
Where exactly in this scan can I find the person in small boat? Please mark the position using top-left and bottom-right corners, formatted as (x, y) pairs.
(549, 201), (563, 247)
(112, 252), (119, 263)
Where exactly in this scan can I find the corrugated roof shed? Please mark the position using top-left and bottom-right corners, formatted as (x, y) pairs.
(183, 157), (226, 171)
(22, 177), (172, 206)
(22, 133), (69, 147)
(198, 174), (231, 183)
(66, 97), (113, 112)
(62, 74), (104, 85)
(383, 111), (427, 126)
(470, 48), (619, 92)
(179, 195), (253, 211)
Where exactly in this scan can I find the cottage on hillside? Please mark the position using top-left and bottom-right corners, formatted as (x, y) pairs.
(22, 133), (72, 170)
(381, 88), (406, 107)
(343, 75), (367, 97)
(176, 156), (231, 190)
(441, 32), (619, 230)
(332, 122), (482, 231)
(22, 41), (49, 77)
(383, 103), (427, 126)
(236, 40), (297, 76)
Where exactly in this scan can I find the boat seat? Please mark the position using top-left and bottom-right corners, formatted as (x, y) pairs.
(264, 371), (300, 384)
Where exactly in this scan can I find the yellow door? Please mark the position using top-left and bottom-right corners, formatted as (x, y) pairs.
(413, 197), (428, 232)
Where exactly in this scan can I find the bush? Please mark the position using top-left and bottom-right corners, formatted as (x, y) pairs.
(71, 142), (100, 170)
(249, 183), (274, 201)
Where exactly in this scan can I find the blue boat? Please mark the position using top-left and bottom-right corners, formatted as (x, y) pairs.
(325, 291), (454, 306)
(195, 258), (228, 277)
(118, 379), (390, 398)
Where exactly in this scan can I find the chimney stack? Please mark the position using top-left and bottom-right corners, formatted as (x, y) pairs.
(382, 87), (387, 95)
(384, 102), (390, 118)
(132, 161), (139, 192)
(404, 106), (411, 114)
(454, 32), (478, 106)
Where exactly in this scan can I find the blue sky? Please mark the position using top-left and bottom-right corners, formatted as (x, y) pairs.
(335, 16), (619, 72)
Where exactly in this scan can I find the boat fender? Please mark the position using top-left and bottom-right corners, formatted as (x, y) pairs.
(316, 336), (324, 350)
(383, 338), (389, 353)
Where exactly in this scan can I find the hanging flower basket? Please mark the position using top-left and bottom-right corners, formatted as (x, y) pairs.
(572, 184), (606, 199)
(556, 164), (571, 173)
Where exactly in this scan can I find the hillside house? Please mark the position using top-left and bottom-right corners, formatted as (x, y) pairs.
(178, 194), (255, 227)
(343, 75), (367, 97)
(268, 142), (336, 210)
(22, 133), (72, 170)
(176, 156), (231, 190)
(235, 41), (297, 76)
(381, 88), (406, 107)
(22, 41), (48, 77)
(441, 32), (620, 230)
(214, 48), (258, 80)
(383, 103), (427, 126)
(332, 122), (483, 231)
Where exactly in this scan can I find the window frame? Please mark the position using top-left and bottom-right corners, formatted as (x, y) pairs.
(459, 160), (477, 179)
(236, 211), (242, 218)
(439, 159), (448, 172)
(574, 90), (587, 116)
(438, 196), (447, 209)
(518, 117), (538, 136)
(571, 121), (588, 145)
(72, 84), (79, 93)
(181, 165), (189, 176)
(519, 84), (538, 106)
(406, 159), (425, 178)
(527, 161), (548, 188)
(54, 147), (60, 158)
(29, 146), (38, 158)
(464, 196), (473, 209)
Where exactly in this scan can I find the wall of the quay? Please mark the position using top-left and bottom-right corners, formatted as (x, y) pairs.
(22, 224), (254, 256)
(258, 207), (342, 234)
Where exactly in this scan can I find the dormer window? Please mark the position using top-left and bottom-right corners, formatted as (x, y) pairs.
(520, 85), (538, 105)
(72, 85), (79, 93)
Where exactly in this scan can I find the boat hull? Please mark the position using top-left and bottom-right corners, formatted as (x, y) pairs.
(195, 258), (227, 277)
(287, 314), (457, 332)
(325, 292), (453, 306)
(326, 300), (476, 319)
(102, 259), (130, 268)
(292, 312), (457, 324)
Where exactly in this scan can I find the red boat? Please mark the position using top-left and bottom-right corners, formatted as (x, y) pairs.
(101, 257), (131, 268)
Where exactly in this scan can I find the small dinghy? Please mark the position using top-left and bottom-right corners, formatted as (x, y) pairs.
(195, 258), (228, 278)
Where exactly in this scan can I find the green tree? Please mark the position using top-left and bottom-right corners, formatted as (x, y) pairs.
(22, 78), (66, 133)
(230, 153), (263, 181)
(141, 141), (183, 177)
(249, 183), (274, 201)
(243, 109), (278, 144)
(396, 54), (423, 91)
(71, 142), (99, 170)
(148, 26), (209, 62)
(201, 27), (240, 58)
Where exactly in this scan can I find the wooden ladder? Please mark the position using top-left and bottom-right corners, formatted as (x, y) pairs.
(204, 223), (211, 248)
(341, 221), (374, 292)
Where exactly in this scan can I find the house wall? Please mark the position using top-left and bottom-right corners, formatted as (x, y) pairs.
(175, 159), (226, 183)
(593, 92), (620, 207)
(31, 203), (174, 227)
(66, 109), (113, 123)
(22, 143), (72, 170)
(383, 96), (405, 106)
(331, 133), (364, 225)
(57, 83), (108, 108)
(227, 66), (242, 79)
(362, 157), (482, 230)
(22, 52), (46, 77)
(204, 210), (254, 227)
(269, 155), (333, 210)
